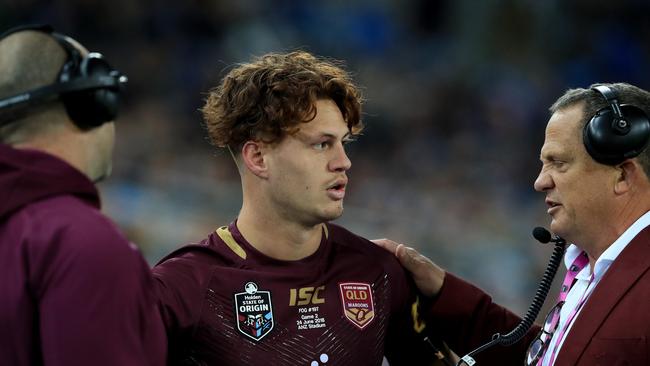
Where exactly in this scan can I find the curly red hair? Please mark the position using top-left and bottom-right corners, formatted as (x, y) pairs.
(202, 51), (363, 152)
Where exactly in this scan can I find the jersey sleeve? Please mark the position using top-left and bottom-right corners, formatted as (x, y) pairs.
(383, 257), (452, 366)
(152, 247), (214, 360)
(424, 272), (540, 365)
(28, 211), (166, 366)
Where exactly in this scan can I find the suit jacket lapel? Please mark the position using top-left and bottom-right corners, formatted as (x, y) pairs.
(555, 227), (650, 364)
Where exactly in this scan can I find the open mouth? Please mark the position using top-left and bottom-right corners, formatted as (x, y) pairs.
(327, 181), (347, 200)
(330, 183), (345, 191)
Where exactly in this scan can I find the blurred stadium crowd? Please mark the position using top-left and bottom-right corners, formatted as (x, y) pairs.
(3, 0), (649, 312)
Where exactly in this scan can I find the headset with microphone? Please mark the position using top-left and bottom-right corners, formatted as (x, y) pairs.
(583, 84), (650, 165)
(0, 24), (127, 129)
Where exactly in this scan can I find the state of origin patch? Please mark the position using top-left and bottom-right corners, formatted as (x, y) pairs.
(234, 282), (274, 341)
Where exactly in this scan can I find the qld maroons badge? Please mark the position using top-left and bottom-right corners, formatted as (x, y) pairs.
(339, 282), (375, 329)
(234, 282), (274, 341)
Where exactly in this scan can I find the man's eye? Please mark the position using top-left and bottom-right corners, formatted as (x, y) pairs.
(552, 160), (567, 170)
(314, 142), (330, 150)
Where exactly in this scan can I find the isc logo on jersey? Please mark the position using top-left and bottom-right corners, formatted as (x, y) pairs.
(339, 282), (375, 329)
(234, 282), (274, 341)
(289, 286), (325, 306)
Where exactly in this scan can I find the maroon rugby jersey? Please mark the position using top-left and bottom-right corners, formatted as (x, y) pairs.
(154, 221), (443, 366)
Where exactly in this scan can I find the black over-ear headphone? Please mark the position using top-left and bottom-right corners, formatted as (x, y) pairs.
(583, 85), (650, 165)
(0, 24), (127, 129)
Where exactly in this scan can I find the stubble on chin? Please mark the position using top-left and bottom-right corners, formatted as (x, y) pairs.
(320, 203), (344, 222)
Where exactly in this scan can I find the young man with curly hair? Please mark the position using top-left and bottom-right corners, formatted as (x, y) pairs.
(153, 51), (451, 365)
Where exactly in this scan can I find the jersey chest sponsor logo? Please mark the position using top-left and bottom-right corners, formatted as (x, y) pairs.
(234, 282), (274, 341)
(289, 286), (325, 306)
(289, 286), (328, 331)
(339, 282), (375, 329)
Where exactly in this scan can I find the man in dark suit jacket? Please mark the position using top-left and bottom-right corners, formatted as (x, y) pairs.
(375, 82), (650, 365)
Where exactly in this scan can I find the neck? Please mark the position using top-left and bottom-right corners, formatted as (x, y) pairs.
(579, 198), (650, 272)
(237, 198), (324, 261)
(578, 230), (616, 272)
(14, 123), (96, 181)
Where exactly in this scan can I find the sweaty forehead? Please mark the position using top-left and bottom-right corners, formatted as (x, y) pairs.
(548, 105), (583, 135)
(541, 106), (583, 157)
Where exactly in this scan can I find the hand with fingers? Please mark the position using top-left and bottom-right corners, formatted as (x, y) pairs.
(371, 238), (446, 298)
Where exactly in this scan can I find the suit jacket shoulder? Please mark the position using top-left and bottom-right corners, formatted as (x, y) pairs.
(557, 226), (650, 365)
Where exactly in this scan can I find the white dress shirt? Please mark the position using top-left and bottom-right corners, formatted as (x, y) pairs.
(540, 210), (650, 365)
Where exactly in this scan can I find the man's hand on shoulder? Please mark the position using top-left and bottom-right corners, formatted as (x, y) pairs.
(372, 238), (445, 298)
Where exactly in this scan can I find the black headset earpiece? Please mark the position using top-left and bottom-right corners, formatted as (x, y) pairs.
(583, 85), (650, 165)
(0, 24), (127, 129)
(60, 52), (124, 128)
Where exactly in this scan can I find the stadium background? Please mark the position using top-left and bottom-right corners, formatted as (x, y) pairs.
(2, 0), (649, 315)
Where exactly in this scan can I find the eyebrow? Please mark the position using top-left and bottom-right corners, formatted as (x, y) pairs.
(539, 149), (552, 161)
(305, 131), (353, 141)
(539, 149), (564, 163)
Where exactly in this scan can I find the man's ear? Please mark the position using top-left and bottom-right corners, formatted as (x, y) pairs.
(614, 159), (642, 195)
(241, 140), (269, 178)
